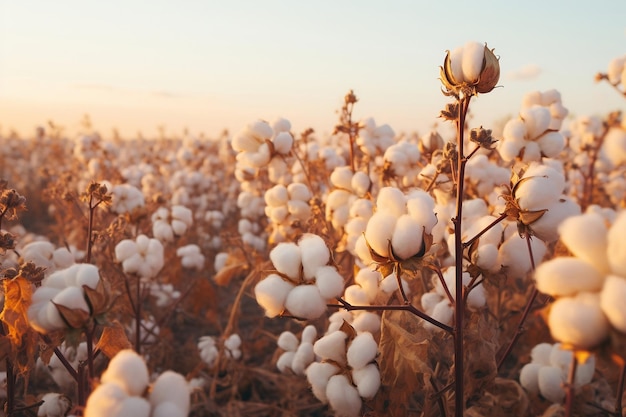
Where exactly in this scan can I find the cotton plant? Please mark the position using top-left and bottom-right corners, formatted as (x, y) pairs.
(84, 349), (190, 417)
(254, 234), (345, 320)
(498, 90), (568, 162)
(114, 234), (165, 279)
(519, 343), (595, 403)
(276, 325), (317, 376)
(264, 182), (313, 243)
(306, 326), (380, 417)
(198, 333), (242, 367)
(151, 205), (193, 243)
(534, 209), (626, 349)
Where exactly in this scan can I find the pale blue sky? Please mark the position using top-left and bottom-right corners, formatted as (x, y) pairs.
(1, 0), (625, 138)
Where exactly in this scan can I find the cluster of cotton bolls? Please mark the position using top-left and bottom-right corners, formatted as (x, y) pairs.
(343, 198), (374, 257)
(421, 266), (486, 331)
(254, 234), (344, 320)
(27, 264), (102, 333)
(20, 240), (78, 275)
(264, 183), (312, 243)
(108, 183), (145, 215)
(197, 334), (242, 367)
(114, 235), (164, 279)
(276, 325), (317, 375)
(306, 329), (380, 417)
(231, 119), (294, 175)
(41, 341), (87, 390)
(519, 343), (595, 403)
(356, 117), (395, 157)
(293, 139), (346, 181)
(149, 283), (180, 308)
(534, 209), (626, 349)
(238, 218), (266, 252)
(151, 205), (193, 243)
(355, 187), (438, 265)
(176, 244), (205, 270)
(37, 392), (72, 417)
(325, 166), (371, 231)
(382, 140), (422, 186)
(84, 349), (190, 417)
(498, 90), (568, 163)
(465, 153), (510, 197)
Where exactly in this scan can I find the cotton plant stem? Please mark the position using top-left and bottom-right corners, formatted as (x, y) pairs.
(462, 212), (508, 249)
(564, 354), (578, 417)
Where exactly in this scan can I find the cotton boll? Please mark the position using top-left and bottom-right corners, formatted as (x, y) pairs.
(421, 292), (442, 314)
(269, 243), (302, 281)
(460, 41), (485, 82)
(503, 118), (527, 143)
(315, 266), (345, 299)
(313, 331), (347, 365)
(466, 282), (486, 310)
(352, 312), (381, 334)
(38, 393), (72, 417)
(537, 366), (565, 403)
(306, 362), (340, 403)
(347, 332), (377, 370)
(391, 215), (424, 260)
(84, 383), (128, 417)
(519, 363), (542, 394)
(354, 268), (380, 302)
(276, 351), (296, 374)
(288, 183), (311, 202)
(537, 132), (565, 158)
(273, 132), (294, 154)
(43, 302), (66, 331)
(448, 47), (464, 84)
(52, 286), (90, 313)
(498, 233), (547, 278)
(535, 257), (604, 297)
(302, 325), (317, 345)
(364, 212), (397, 258)
(549, 344), (572, 375)
(531, 343), (554, 366)
(607, 211), (626, 277)
(516, 165), (565, 210)
(530, 197), (581, 242)
(521, 142), (541, 162)
(498, 137), (525, 161)
(330, 166), (355, 190)
(254, 274), (294, 318)
(73, 264), (100, 289)
(299, 234), (330, 280)
(548, 293), (610, 349)
(224, 334), (242, 352)
(521, 106), (551, 139)
(474, 244), (499, 271)
(558, 213), (610, 274)
(114, 239), (138, 262)
(326, 374), (362, 417)
(352, 363), (381, 399)
(291, 342), (315, 375)
(603, 128), (626, 167)
(284, 285), (326, 319)
(426, 300), (454, 331)
(379, 273), (409, 295)
(151, 402), (187, 417)
(376, 187), (406, 217)
(114, 397), (151, 417)
(52, 248), (74, 270)
(101, 349), (149, 396)
(265, 185), (289, 207)
(149, 371), (190, 413)
(288, 199), (311, 220)
(351, 171), (371, 197)
(574, 355), (595, 387)
(600, 275), (626, 333)
(277, 331), (299, 352)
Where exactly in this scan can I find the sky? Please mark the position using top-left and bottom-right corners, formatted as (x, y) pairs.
(0, 0), (625, 139)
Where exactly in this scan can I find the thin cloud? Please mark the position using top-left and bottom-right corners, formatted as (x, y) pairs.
(507, 64), (542, 81)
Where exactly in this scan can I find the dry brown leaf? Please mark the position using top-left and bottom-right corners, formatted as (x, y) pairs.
(95, 320), (132, 359)
(214, 262), (249, 286)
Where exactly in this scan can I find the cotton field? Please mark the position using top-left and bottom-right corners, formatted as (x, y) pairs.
(0, 42), (626, 417)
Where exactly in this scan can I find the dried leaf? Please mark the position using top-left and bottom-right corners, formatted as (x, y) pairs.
(52, 302), (91, 329)
(95, 320), (132, 359)
(214, 262), (249, 287)
(0, 276), (33, 347)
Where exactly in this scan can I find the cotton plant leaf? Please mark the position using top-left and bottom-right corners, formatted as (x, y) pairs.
(95, 320), (132, 359)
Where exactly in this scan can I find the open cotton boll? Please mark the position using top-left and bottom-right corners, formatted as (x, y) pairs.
(530, 197), (581, 242)
(299, 234), (330, 280)
(498, 136), (525, 162)
(326, 374), (362, 417)
(574, 355), (595, 388)
(84, 383), (128, 417)
(52, 286), (90, 313)
(537, 132), (565, 158)
(273, 132), (294, 154)
(114, 397), (151, 417)
(354, 268), (380, 301)
(149, 371), (190, 413)
(291, 342), (315, 375)
(288, 200), (312, 220)
(265, 185), (289, 207)
(519, 363), (542, 394)
(315, 266), (345, 299)
(277, 331), (299, 352)
(600, 275), (626, 333)
(352, 312), (381, 334)
(603, 128), (626, 167)
(314, 331), (347, 365)
(473, 244), (499, 271)
(421, 292), (442, 314)
(269, 243), (301, 281)
(380, 272), (410, 295)
(466, 282), (486, 310)
(276, 351), (296, 374)
(38, 393), (72, 417)
(306, 362), (340, 403)
(351, 171), (371, 197)
(548, 343), (572, 374)
(330, 166), (355, 190)
(535, 257), (604, 297)
(224, 334), (242, 352)
(537, 366), (566, 403)
(114, 239), (138, 263)
(503, 118), (527, 143)
(347, 332), (377, 370)
(558, 213), (610, 273)
(364, 212), (397, 258)
(52, 248), (74, 270)
(254, 274), (294, 317)
(352, 363), (381, 399)
(531, 343), (554, 366)
(390, 215), (424, 260)
(284, 285), (326, 319)
(548, 292), (609, 349)
(516, 164), (565, 210)
(376, 187), (406, 217)
(73, 264), (100, 289)
(497, 233), (547, 278)
(521, 106), (551, 139)
(448, 47), (464, 84)
(425, 300), (454, 331)
(460, 41), (485, 82)
(151, 402), (187, 417)
(101, 349), (149, 396)
(288, 183), (311, 202)
(607, 211), (626, 277)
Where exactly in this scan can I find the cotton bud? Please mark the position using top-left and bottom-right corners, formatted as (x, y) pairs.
(440, 41), (500, 94)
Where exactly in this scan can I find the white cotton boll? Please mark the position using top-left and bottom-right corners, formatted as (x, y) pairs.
(52, 286), (90, 313)
(474, 244), (499, 271)
(521, 142), (542, 162)
(273, 117), (291, 133)
(31, 286), (60, 306)
(537, 132), (565, 158)
(466, 282), (486, 310)
(101, 349), (150, 396)
(74, 264), (100, 289)
(498, 137), (525, 162)
(38, 393), (72, 417)
(265, 185), (289, 207)
(603, 128), (626, 167)
(121, 253), (143, 276)
(537, 366), (565, 403)
(149, 371), (190, 413)
(535, 257), (604, 297)
(273, 132), (294, 154)
(549, 343), (572, 374)
(248, 120), (273, 140)
(521, 106), (551, 139)
(114, 239), (138, 262)
(288, 199), (311, 220)
(114, 397), (151, 417)
(355, 268), (380, 302)
(277, 331), (299, 352)
(151, 402), (187, 417)
(350, 198), (374, 219)
(351, 171), (371, 197)
(284, 285), (326, 319)
(302, 325), (318, 345)
(448, 46), (464, 83)
(548, 292), (609, 349)
(288, 183), (311, 202)
(171, 219), (188, 236)
(276, 351), (295, 374)
(600, 275), (626, 333)
(460, 41), (485, 82)
(376, 187), (406, 217)
(299, 234), (330, 280)
(607, 211), (626, 277)
(391, 215), (424, 260)
(354, 235), (374, 266)
(41, 302), (66, 331)
(306, 362), (340, 403)
(267, 206), (288, 223)
(352, 363), (381, 399)
(558, 213), (610, 273)
(352, 312), (381, 334)
(52, 248), (74, 269)
(172, 205), (192, 225)
(344, 284), (370, 306)
(269, 243), (302, 281)
(498, 233), (547, 278)
(314, 331), (347, 364)
(607, 56), (626, 84)
(315, 266), (345, 299)
(575, 355), (595, 387)
(530, 197), (581, 242)
(84, 383), (128, 417)
(254, 274), (294, 318)
(42, 271), (69, 290)
(531, 343), (554, 366)
(364, 212), (397, 258)
(326, 374), (362, 417)
(224, 334), (242, 352)
(517, 164), (566, 209)
(519, 363), (542, 394)
(426, 300), (454, 331)
(347, 332), (377, 370)
(330, 166), (355, 190)
(406, 195), (437, 232)
(380, 272), (410, 295)
(421, 292), (442, 314)
(291, 342), (315, 375)
(503, 118), (527, 142)
(232, 132), (259, 153)
(153, 221), (174, 242)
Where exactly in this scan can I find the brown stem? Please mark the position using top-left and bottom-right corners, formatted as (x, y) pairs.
(581, 123), (609, 211)
(425, 264), (454, 305)
(564, 353), (578, 417)
(462, 212), (508, 249)
(5, 359), (14, 417)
